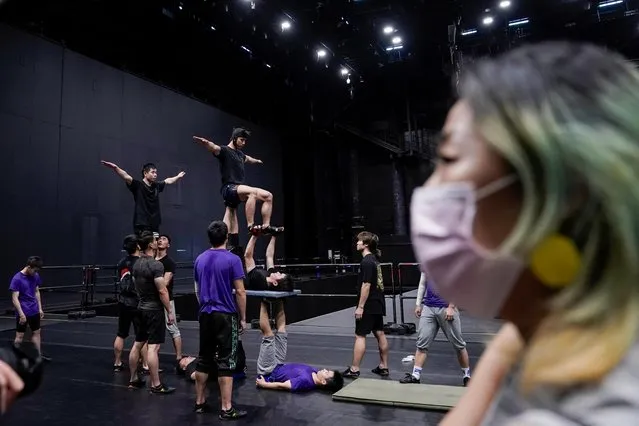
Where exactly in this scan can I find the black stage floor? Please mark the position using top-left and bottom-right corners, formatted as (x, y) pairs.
(2, 316), (484, 425)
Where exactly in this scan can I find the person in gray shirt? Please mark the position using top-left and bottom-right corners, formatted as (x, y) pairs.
(127, 231), (176, 395)
(410, 42), (639, 425)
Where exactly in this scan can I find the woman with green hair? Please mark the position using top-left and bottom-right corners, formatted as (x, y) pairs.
(410, 41), (639, 425)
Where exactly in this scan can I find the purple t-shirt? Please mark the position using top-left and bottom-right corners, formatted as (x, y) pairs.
(423, 283), (448, 308)
(9, 272), (41, 317)
(266, 363), (317, 392)
(194, 249), (245, 315)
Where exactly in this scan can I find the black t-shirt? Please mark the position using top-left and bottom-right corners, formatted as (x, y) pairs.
(246, 267), (269, 291)
(216, 145), (246, 187)
(357, 254), (386, 315)
(127, 179), (166, 229)
(157, 255), (176, 300)
(117, 255), (139, 308)
(132, 254), (165, 311)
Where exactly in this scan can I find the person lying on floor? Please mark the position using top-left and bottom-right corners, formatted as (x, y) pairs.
(255, 300), (344, 393)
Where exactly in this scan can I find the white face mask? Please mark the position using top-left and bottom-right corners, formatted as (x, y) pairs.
(409, 175), (524, 319)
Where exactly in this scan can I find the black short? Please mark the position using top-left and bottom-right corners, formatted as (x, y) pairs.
(196, 311), (239, 377)
(134, 225), (159, 238)
(221, 184), (242, 209)
(16, 314), (40, 333)
(135, 309), (165, 345)
(117, 304), (140, 339)
(355, 313), (384, 337)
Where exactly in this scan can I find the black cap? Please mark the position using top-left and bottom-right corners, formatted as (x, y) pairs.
(232, 127), (251, 140)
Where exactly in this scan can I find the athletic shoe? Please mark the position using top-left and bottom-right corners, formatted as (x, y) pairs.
(113, 363), (126, 372)
(150, 383), (176, 394)
(219, 406), (247, 420)
(399, 373), (420, 384)
(128, 378), (145, 389)
(194, 401), (213, 414)
(463, 376), (470, 387)
(372, 366), (390, 377)
(342, 367), (360, 378)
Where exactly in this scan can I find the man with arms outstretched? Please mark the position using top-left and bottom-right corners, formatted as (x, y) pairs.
(193, 128), (283, 251)
(100, 161), (185, 237)
(255, 300), (343, 393)
(192, 220), (247, 419)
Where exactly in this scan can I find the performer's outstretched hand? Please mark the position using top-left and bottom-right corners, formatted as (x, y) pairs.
(100, 160), (117, 169)
(193, 136), (210, 144)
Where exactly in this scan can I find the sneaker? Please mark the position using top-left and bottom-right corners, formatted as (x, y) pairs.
(219, 406), (247, 420)
(463, 376), (470, 387)
(128, 378), (145, 389)
(194, 401), (213, 414)
(372, 366), (390, 377)
(150, 383), (176, 394)
(399, 373), (420, 384)
(113, 363), (126, 372)
(342, 367), (360, 379)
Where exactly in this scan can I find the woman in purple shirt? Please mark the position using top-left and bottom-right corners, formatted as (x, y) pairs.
(255, 300), (343, 393)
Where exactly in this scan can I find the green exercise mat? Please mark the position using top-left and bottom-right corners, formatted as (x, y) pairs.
(332, 378), (465, 411)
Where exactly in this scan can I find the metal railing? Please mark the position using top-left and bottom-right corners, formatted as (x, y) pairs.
(7, 260), (427, 332)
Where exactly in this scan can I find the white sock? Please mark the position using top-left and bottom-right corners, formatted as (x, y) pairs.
(462, 367), (470, 377)
(412, 366), (422, 380)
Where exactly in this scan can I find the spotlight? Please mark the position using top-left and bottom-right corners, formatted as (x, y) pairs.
(340, 68), (349, 76)
(499, 0), (511, 8)
(317, 49), (327, 58)
(482, 16), (494, 25)
(281, 20), (291, 30)
(346, 77), (351, 84)
(392, 36), (402, 44)
(383, 26), (394, 34)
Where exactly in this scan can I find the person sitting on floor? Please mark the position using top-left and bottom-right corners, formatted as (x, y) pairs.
(255, 300), (344, 393)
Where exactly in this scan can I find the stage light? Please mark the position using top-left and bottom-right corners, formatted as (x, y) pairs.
(392, 36), (402, 44)
(499, 1), (511, 9)
(383, 26), (394, 34)
(281, 20), (291, 30)
(483, 16), (494, 25)
(317, 49), (327, 58)
(461, 29), (477, 35)
(346, 77), (351, 84)
(341, 68), (349, 76)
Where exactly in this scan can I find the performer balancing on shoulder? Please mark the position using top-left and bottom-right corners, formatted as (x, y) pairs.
(100, 161), (185, 237)
(193, 127), (283, 251)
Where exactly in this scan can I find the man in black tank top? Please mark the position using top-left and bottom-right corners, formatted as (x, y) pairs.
(193, 128), (284, 251)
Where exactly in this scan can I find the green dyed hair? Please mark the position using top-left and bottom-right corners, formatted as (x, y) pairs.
(460, 42), (639, 392)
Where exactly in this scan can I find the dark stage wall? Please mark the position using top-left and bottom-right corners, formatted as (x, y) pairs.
(0, 24), (285, 284)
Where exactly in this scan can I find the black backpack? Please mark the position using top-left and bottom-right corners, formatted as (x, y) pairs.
(118, 258), (139, 308)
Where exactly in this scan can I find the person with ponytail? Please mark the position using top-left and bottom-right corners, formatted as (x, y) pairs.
(410, 41), (639, 425)
(343, 231), (389, 379)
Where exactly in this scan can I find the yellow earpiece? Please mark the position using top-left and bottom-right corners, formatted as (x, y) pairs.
(529, 234), (581, 289)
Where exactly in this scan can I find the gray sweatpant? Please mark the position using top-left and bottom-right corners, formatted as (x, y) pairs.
(257, 332), (288, 375)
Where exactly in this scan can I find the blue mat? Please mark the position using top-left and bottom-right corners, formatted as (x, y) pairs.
(240, 289), (301, 298)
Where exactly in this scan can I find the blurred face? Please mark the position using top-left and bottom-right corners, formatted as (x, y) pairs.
(234, 137), (247, 149)
(144, 168), (158, 182)
(269, 272), (286, 281)
(317, 369), (334, 383)
(157, 236), (170, 250)
(426, 100), (521, 250)
(26, 266), (40, 276)
(355, 240), (365, 252)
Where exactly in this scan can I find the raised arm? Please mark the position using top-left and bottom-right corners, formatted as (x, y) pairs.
(101, 161), (133, 184)
(193, 136), (222, 156)
(265, 236), (277, 270)
(245, 155), (263, 164)
(164, 171), (186, 185)
(244, 235), (258, 272)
